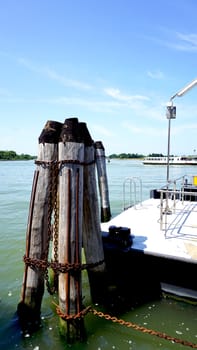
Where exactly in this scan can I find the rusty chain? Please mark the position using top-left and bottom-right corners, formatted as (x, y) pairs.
(53, 303), (92, 321)
(28, 159), (197, 349)
(25, 160), (105, 292)
(52, 304), (197, 349)
(52, 162), (59, 264)
(35, 159), (95, 171)
(91, 308), (197, 349)
(48, 161), (59, 293)
(23, 256), (104, 273)
(44, 161), (58, 294)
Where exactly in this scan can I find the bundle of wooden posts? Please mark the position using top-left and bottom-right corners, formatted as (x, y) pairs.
(17, 118), (111, 341)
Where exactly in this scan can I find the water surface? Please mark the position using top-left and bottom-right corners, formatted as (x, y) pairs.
(0, 159), (197, 349)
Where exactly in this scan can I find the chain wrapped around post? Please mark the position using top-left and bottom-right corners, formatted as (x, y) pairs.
(49, 303), (197, 349)
(23, 256), (105, 274)
(27, 159), (104, 295)
(45, 160), (59, 294)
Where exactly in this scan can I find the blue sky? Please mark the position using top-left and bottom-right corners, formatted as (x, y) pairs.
(1, 0), (197, 156)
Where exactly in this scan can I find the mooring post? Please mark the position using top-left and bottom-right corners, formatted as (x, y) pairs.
(94, 141), (111, 222)
(80, 123), (107, 304)
(58, 118), (85, 341)
(17, 120), (63, 332)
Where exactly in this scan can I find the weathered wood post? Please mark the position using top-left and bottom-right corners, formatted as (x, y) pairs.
(58, 118), (85, 341)
(80, 123), (107, 304)
(17, 117), (111, 341)
(95, 141), (111, 222)
(17, 120), (62, 332)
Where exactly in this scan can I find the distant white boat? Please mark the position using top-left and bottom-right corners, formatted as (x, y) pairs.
(143, 156), (197, 165)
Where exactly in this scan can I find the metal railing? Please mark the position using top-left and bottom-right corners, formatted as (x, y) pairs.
(122, 174), (197, 237)
(123, 177), (142, 210)
(158, 174), (197, 235)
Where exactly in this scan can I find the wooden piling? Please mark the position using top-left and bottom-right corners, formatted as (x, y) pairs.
(95, 141), (111, 222)
(18, 117), (111, 341)
(17, 120), (62, 332)
(58, 118), (85, 341)
(80, 123), (107, 304)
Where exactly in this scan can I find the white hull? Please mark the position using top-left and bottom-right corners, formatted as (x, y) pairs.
(101, 175), (197, 299)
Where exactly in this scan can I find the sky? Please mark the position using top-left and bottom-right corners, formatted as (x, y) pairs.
(1, 0), (197, 157)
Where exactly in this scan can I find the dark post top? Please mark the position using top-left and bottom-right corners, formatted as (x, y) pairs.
(38, 120), (63, 144)
(94, 141), (105, 150)
(79, 122), (94, 147)
(60, 117), (83, 143)
(38, 118), (95, 146)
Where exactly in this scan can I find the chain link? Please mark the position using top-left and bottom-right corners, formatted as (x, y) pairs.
(90, 308), (197, 349)
(47, 161), (59, 294)
(54, 303), (92, 321)
(25, 155), (104, 294)
(49, 303), (197, 349)
(23, 256), (104, 273)
(31, 160), (197, 349)
(44, 161), (56, 294)
(53, 162), (59, 263)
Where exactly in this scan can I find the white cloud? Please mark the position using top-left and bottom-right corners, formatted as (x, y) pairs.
(0, 94), (125, 113)
(147, 70), (164, 79)
(176, 32), (197, 50)
(18, 57), (92, 90)
(146, 29), (197, 52)
(162, 31), (197, 52)
(41, 96), (122, 113)
(104, 87), (150, 102)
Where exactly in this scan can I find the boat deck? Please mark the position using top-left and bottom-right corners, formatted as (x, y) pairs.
(101, 198), (197, 264)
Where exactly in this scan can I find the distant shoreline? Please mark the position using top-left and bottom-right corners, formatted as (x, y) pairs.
(0, 150), (36, 161)
(2, 151), (183, 161)
(108, 157), (144, 160)
(0, 158), (36, 161)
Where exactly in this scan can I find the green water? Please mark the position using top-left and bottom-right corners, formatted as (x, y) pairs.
(0, 160), (197, 350)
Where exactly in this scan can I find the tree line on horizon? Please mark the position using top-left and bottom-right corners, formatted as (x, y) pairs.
(108, 153), (164, 159)
(0, 150), (167, 161)
(0, 150), (36, 160)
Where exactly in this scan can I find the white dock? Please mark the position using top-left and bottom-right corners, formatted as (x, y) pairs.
(101, 198), (197, 263)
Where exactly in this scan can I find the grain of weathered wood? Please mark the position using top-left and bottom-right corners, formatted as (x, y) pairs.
(95, 141), (111, 222)
(18, 121), (62, 330)
(18, 118), (110, 340)
(58, 118), (85, 340)
(81, 123), (107, 303)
